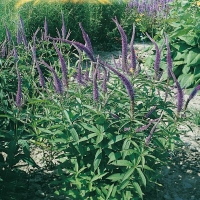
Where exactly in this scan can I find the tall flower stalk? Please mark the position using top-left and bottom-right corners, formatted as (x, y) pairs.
(184, 85), (200, 110)
(40, 60), (63, 94)
(53, 41), (68, 88)
(146, 32), (161, 80)
(129, 24), (137, 73)
(112, 17), (128, 72)
(99, 59), (134, 119)
(16, 66), (23, 108)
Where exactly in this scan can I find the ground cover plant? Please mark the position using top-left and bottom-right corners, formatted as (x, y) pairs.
(1, 9), (200, 199)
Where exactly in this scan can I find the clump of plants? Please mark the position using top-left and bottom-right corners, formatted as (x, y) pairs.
(0, 13), (198, 199)
(144, 0), (200, 91)
(123, 0), (174, 38)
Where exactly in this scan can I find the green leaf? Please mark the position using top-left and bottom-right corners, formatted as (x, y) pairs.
(110, 160), (133, 167)
(63, 110), (72, 124)
(185, 49), (200, 67)
(91, 172), (108, 182)
(108, 152), (121, 163)
(96, 134), (104, 144)
(133, 182), (143, 199)
(69, 128), (79, 143)
(77, 132), (98, 143)
(80, 123), (99, 133)
(178, 35), (198, 46)
(194, 66), (200, 78)
(106, 184), (114, 200)
(136, 168), (146, 187)
(178, 73), (194, 88)
(93, 148), (102, 171)
(122, 167), (135, 182)
(182, 65), (190, 74)
(106, 173), (123, 182)
(119, 179), (130, 190)
(106, 134), (127, 147)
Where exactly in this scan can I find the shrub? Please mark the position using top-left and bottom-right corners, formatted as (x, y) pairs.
(0, 14), (193, 199)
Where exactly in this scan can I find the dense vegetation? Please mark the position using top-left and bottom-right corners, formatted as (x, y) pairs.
(0, 0), (200, 199)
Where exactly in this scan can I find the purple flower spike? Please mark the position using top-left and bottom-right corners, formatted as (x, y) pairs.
(48, 36), (96, 62)
(99, 59), (134, 117)
(185, 85), (200, 110)
(19, 16), (25, 32)
(16, 27), (22, 45)
(101, 66), (107, 93)
(1, 40), (7, 58)
(44, 17), (48, 40)
(146, 32), (161, 80)
(112, 17), (128, 72)
(53, 41), (68, 88)
(79, 22), (94, 54)
(93, 65), (99, 102)
(13, 46), (18, 63)
(36, 61), (46, 88)
(165, 33), (173, 78)
(61, 12), (66, 39)
(129, 24), (137, 72)
(169, 67), (184, 115)
(16, 68), (23, 108)
(5, 25), (11, 43)
(19, 17), (28, 47)
(40, 60), (63, 94)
